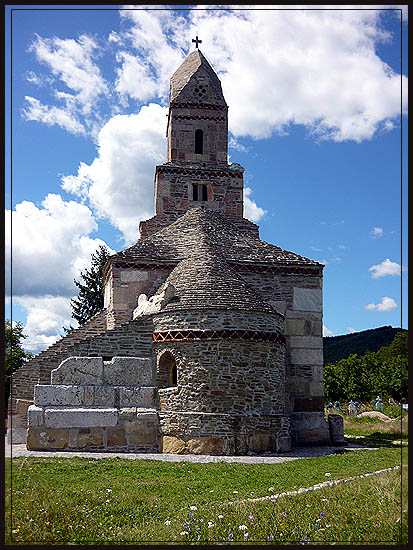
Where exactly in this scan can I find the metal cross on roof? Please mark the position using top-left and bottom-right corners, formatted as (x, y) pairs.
(192, 35), (202, 48)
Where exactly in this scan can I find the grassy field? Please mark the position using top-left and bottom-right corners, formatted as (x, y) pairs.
(5, 420), (407, 546)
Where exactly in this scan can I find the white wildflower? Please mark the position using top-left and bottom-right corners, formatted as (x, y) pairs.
(208, 521), (215, 528)
(189, 505), (197, 511)
(239, 524), (248, 530)
(325, 473), (331, 477)
(180, 530), (189, 536)
(164, 520), (171, 526)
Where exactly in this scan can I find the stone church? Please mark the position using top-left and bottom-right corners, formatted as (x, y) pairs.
(9, 46), (333, 455)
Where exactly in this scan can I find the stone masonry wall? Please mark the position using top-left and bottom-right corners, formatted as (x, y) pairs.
(27, 357), (159, 453)
(8, 315), (153, 417)
(105, 265), (171, 329)
(236, 270), (329, 445)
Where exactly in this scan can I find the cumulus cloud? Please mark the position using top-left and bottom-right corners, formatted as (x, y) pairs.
(347, 327), (356, 333)
(243, 187), (267, 223)
(6, 193), (112, 298)
(22, 96), (86, 135)
(28, 33), (108, 115)
(368, 258), (403, 278)
(370, 226), (383, 238)
(187, 8), (407, 142)
(13, 295), (77, 354)
(364, 296), (398, 311)
(61, 104), (167, 245)
(323, 325), (334, 336)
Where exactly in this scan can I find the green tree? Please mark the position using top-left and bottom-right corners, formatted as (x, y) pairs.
(69, 245), (111, 326)
(5, 321), (32, 405)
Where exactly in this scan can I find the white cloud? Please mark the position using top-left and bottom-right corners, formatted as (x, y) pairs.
(186, 8), (408, 142)
(28, 33), (108, 116)
(229, 136), (251, 153)
(370, 226), (383, 238)
(6, 193), (113, 298)
(364, 296), (398, 311)
(61, 104), (167, 245)
(243, 187), (267, 223)
(22, 96), (86, 135)
(368, 258), (403, 278)
(13, 295), (77, 354)
(347, 327), (356, 333)
(323, 324), (334, 336)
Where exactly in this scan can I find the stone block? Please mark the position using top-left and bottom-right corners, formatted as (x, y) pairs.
(312, 365), (324, 382)
(106, 427), (127, 447)
(309, 382), (324, 396)
(118, 407), (137, 419)
(187, 437), (225, 455)
(249, 433), (274, 453)
(290, 349), (323, 365)
(44, 408), (118, 428)
(293, 396), (324, 413)
(27, 405), (44, 427)
(290, 412), (330, 445)
(161, 435), (186, 454)
(16, 399), (33, 414)
(290, 336), (323, 349)
(120, 270), (149, 282)
(27, 428), (68, 450)
(328, 414), (346, 445)
(51, 357), (104, 385)
(103, 357), (155, 386)
(276, 436), (291, 453)
(123, 419), (144, 433)
(68, 429), (79, 447)
(34, 385), (85, 407)
(127, 429), (157, 445)
(77, 427), (104, 448)
(93, 387), (116, 407)
(293, 288), (322, 312)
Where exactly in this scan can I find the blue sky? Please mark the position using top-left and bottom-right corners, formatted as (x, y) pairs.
(5, 5), (408, 353)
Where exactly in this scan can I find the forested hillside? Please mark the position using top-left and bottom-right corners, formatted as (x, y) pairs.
(323, 325), (406, 366)
(323, 330), (408, 402)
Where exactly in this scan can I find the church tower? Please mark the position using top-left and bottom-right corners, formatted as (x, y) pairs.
(139, 47), (254, 238)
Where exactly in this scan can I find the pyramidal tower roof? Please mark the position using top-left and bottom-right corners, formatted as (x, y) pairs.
(170, 49), (225, 103)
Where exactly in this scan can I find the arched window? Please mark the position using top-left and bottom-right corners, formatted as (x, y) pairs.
(195, 129), (203, 154)
(201, 184), (208, 201)
(157, 350), (177, 388)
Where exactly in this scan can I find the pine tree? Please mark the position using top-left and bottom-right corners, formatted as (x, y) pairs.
(5, 321), (32, 404)
(69, 245), (111, 326)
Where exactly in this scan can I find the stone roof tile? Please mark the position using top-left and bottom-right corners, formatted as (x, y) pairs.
(111, 208), (320, 267)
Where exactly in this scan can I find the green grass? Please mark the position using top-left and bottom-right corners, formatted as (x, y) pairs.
(5, 446), (406, 545)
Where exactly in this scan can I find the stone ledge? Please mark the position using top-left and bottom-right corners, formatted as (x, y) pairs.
(44, 408), (118, 428)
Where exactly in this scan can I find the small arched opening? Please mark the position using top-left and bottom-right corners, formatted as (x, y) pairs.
(157, 350), (178, 388)
(195, 129), (204, 154)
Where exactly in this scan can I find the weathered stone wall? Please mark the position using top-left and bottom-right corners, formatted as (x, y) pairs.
(105, 265), (171, 329)
(235, 271), (329, 445)
(8, 315), (153, 417)
(27, 356), (160, 453)
(150, 306), (290, 454)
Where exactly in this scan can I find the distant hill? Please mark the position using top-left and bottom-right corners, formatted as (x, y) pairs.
(323, 325), (407, 365)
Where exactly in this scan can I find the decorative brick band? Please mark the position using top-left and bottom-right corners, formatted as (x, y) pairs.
(153, 329), (286, 344)
(171, 102), (227, 111)
(157, 166), (243, 179)
(172, 115), (226, 122)
(231, 264), (323, 276)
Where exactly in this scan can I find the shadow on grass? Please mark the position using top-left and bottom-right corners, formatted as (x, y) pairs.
(345, 432), (408, 448)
